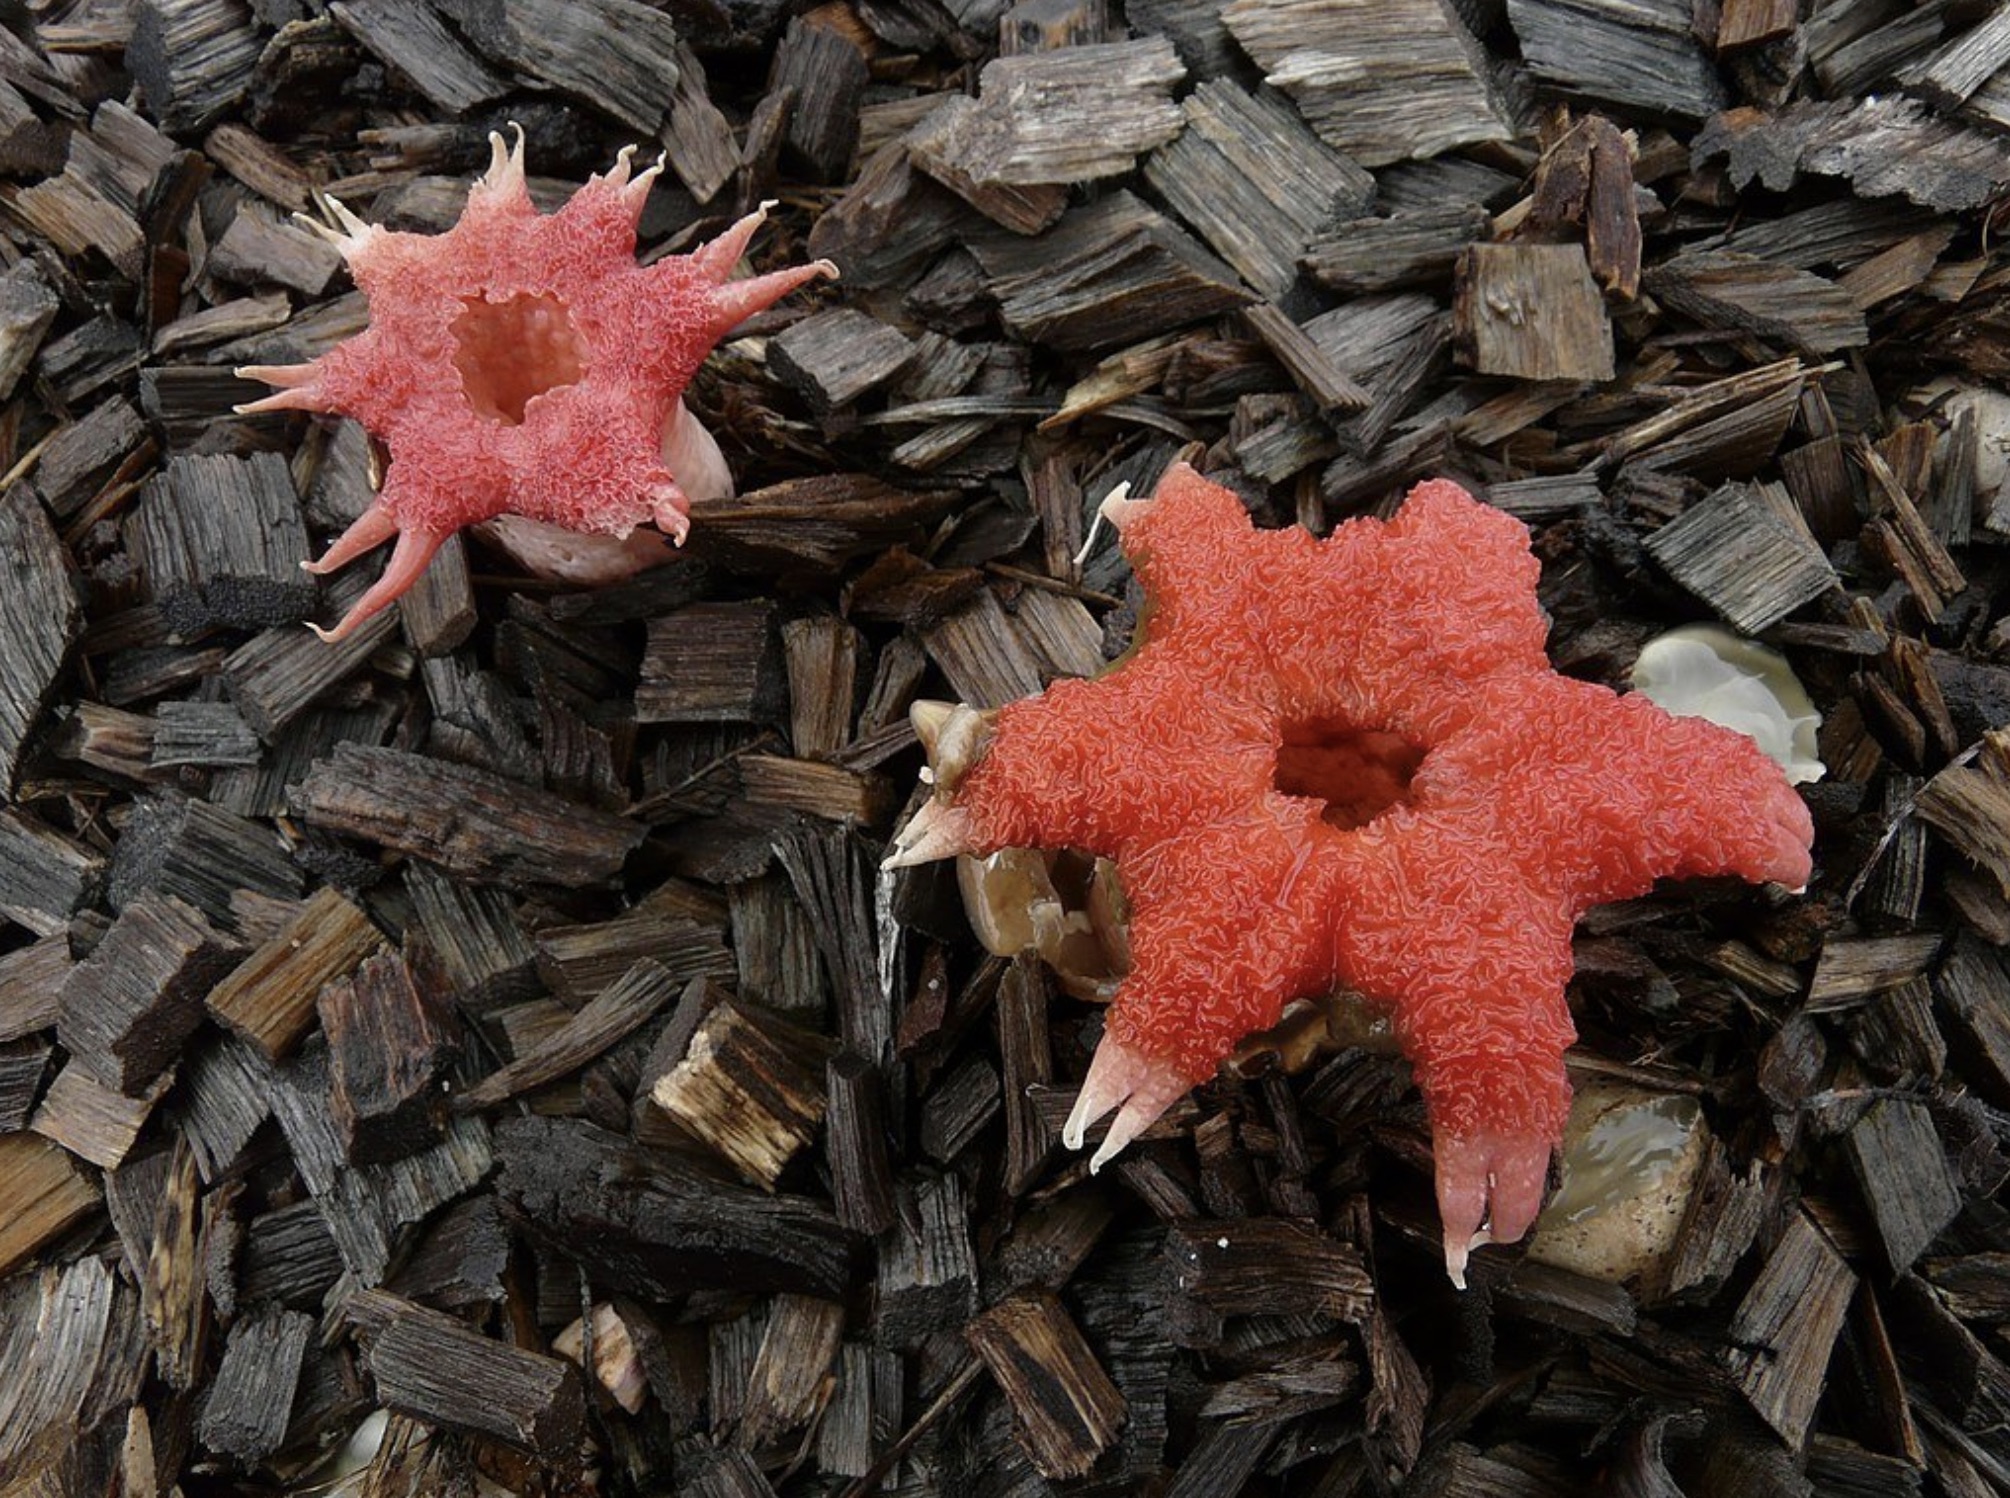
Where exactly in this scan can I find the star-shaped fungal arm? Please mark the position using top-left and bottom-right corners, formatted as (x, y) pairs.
(238, 130), (835, 642)
(888, 462), (1814, 1285)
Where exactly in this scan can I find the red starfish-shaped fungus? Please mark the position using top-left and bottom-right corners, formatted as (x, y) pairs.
(887, 462), (1813, 1285)
(237, 130), (834, 642)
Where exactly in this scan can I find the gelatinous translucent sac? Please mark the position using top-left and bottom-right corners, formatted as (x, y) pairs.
(887, 462), (1814, 1286)
(238, 129), (835, 642)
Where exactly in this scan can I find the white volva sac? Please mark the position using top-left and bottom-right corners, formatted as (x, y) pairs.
(1630, 624), (1825, 786)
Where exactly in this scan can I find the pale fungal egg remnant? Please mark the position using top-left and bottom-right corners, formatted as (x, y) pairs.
(1629, 623), (1824, 786)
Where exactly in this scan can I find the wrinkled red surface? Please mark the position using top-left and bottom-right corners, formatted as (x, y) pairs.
(953, 462), (1814, 1256)
(238, 139), (829, 640)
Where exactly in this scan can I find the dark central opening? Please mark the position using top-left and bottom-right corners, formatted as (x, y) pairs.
(1274, 721), (1426, 830)
(451, 292), (584, 424)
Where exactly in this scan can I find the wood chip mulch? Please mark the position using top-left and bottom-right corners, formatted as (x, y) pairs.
(3, 0), (2010, 1494)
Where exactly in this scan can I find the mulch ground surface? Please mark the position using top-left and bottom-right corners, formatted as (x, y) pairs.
(2, 0), (2010, 1494)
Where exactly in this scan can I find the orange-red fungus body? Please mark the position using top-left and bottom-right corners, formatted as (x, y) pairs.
(943, 463), (1813, 1280)
(238, 134), (832, 642)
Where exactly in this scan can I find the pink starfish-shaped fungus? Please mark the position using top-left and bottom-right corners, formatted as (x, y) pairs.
(238, 130), (835, 642)
(887, 462), (1813, 1285)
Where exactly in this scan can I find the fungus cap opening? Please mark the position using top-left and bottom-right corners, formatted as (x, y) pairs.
(451, 292), (585, 424)
(1274, 721), (1426, 829)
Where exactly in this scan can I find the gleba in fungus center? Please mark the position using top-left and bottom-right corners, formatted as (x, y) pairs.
(887, 462), (1814, 1287)
(238, 130), (835, 643)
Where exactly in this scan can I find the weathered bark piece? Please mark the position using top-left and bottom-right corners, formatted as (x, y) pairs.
(1304, 205), (1492, 294)
(1241, 302), (1372, 410)
(326, 0), (507, 112)
(637, 602), (785, 725)
(736, 1293), (845, 1451)
(1454, 243), (1615, 381)
(1000, 0), (1108, 52)
(1935, 934), (2010, 1105)
(0, 809), (103, 938)
(262, 1046), (494, 1282)
(775, 824), (888, 1058)
(910, 38), (1183, 195)
(725, 880), (822, 1021)
(983, 193), (1250, 352)
(0, 1257), (136, 1482)
(662, 40), (737, 203)
(1917, 729), (2010, 895)
(197, 1307), (314, 1463)
(921, 1053), (1001, 1163)
(0, 259), (58, 399)
(1143, 78), (1373, 297)
(155, 293), (291, 359)
(219, 573), (400, 743)
(292, 742), (647, 888)
(1221, 0), (1511, 166)
(688, 476), (958, 578)
(1508, 0), (1727, 118)
(1715, 0), (1798, 50)
(875, 1172), (979, 1349)
(1697, 96), (2010, 212)
(320, 948), (459, 1166)
(129, 0), (264, 132)
(1807, 933), (1945, 1009)
(0, 934), (71, 1044)
(1725, 1212), (1857, 1448)
(58, 894), (241, 1096)
(207, 200), (346, 295)
(1645, 253), (1869, 355)
(1643, 481), (1839, 633)
(767, 15), (868, 182)
(26, 395), (149, 521)
(0, 491), (83, 794)
(809, 138), (971, 287)
(397, 535), (475, 654)
(732, 752), (883, 825)
(770, 309), (918, 414)
(33, 1062), (172, 1170)
(126, 454), (315, 635)
(533, 901), (732, 1005)
(780, 614), (863, 761)
(108, 794), (304, 926)
(494, 1115), (857, 1298)
(43, 316), (148, 406)
(1885, 1273), (2010, 1456)
(0, 1039), (50, 1132)
(148, 702), (258, 775)
(995, 958), (1055, 1194)
(403, 860), (540, 1013)
(203, 886), (381, 1058)
(1843, 1097), (1961, 1273)
(650, 994), (833, 1186)
(430, 0), (683, 133)
(348, 1288), (586, 1454)
(201, 121), (312, 210)
(1, 162), (145, 281)
(966, 1289), (1127, 1480)
(177, 1037), (272, 1183)
(1905, 5), (2010, 108)
(1606, 358), (1808, 476)
(818, 1341), (903, 1478)
(825, 1052), (897, 1236)
(1164, 1219), (1372, 1332)
(0, 1133), (100, 1277)
(913, 589), (1045, 711)
(386, 1195), (510, 1311)
(458, 958), (682, 1110)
